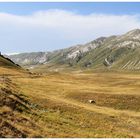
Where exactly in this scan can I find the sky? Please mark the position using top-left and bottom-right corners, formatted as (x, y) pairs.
(1, 2), (140, 54)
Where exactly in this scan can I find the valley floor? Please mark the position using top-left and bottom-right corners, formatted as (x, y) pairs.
(0, 68), (140, 137)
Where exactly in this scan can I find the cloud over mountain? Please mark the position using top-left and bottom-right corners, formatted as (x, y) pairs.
(1, 9), (140, 54)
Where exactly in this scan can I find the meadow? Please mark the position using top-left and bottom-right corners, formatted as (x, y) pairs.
(0, 67), (140, 137)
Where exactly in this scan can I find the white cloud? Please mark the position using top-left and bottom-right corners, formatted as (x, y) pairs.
(0, 9), (140, 53)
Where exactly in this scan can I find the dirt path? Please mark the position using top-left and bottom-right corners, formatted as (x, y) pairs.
(46, 95), (140, 118)
(13, 74), (140, 118)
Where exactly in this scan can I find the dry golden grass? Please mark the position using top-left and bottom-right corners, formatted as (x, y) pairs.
(9, 69), (140, 137)
(0, 67), (140, 137)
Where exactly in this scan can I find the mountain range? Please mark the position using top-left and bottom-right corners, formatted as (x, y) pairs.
(6, 29), (140, 71)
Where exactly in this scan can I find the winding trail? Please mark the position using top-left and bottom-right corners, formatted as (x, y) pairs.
(47, 95), (140, 118)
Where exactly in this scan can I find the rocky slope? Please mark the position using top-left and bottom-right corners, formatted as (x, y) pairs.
(7, 29), (140, 71)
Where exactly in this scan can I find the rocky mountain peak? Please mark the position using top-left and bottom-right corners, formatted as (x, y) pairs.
(124, 29), (140, 39)
(127, 28), (140, 35)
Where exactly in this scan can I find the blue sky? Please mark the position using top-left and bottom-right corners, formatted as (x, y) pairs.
(1, 2), (140, 54)
(0, 2), (140, 15)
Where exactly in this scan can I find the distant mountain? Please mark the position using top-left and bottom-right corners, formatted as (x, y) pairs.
(6, 52), (49, 66)
(7, 29), (140, 71)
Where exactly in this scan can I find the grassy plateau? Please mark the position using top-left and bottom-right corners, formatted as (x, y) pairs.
(0, 65), (140, 138)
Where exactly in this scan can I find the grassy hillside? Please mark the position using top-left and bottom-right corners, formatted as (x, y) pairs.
(0, 56), (44, 137)
(7, 70), (140, 138)
(0, 76), (45, 137)
(0, 55), (20, 69)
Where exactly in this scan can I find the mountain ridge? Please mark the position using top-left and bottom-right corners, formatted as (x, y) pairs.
(7, 29), (140, 71)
